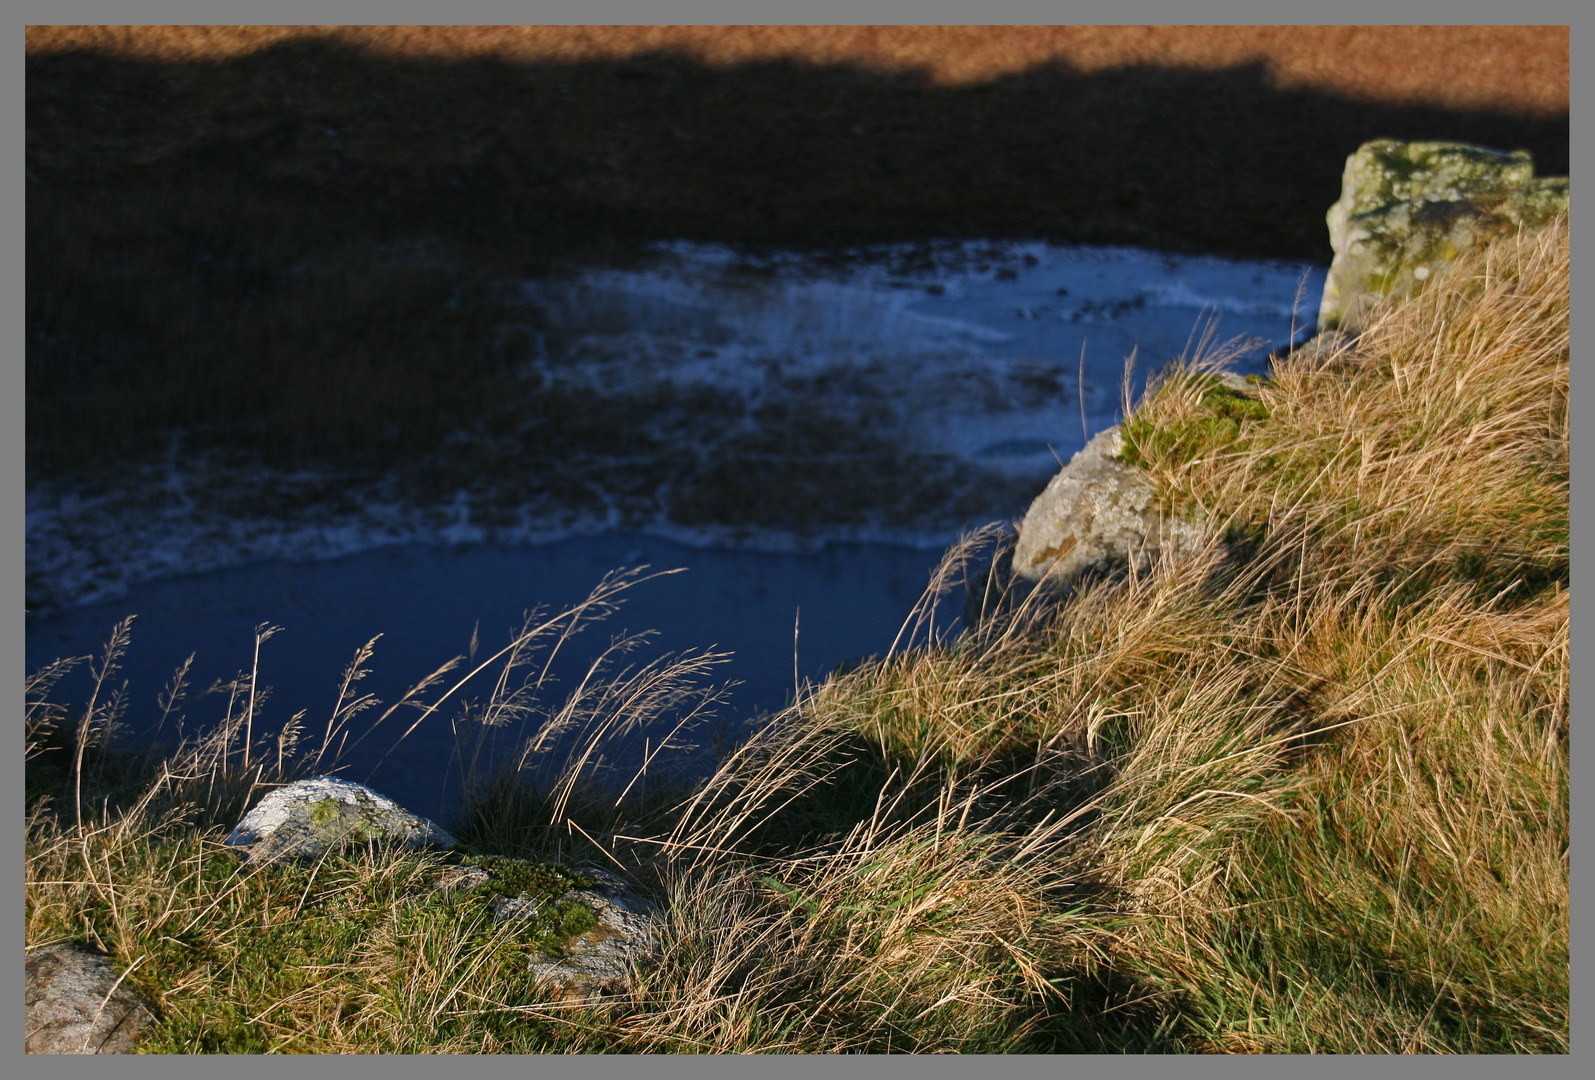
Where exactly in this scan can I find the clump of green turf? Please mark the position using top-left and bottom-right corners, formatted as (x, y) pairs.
(427, 854), (599, 958)
(1118, 370), (1269, 470)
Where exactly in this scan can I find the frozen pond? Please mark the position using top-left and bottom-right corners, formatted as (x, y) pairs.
(27, 239), (1325, 821)
(521, 239), (1321, 471)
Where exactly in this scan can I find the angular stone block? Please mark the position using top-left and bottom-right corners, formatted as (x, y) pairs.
(1318, 140), (1567, 332)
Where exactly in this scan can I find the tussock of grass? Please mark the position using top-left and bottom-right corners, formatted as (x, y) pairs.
(1127, 220), (1568, 599)
(27, 221), (1567, 1052)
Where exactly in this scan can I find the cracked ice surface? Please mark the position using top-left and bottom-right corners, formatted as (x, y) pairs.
(27, 240), (1323, 613)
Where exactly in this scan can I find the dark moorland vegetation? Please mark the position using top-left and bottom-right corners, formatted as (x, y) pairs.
(27, 36), (1567, 483)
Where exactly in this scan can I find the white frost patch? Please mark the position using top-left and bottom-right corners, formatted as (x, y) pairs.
(27, 471), (451, 611)
(522, 239), (1323, 464)
(1141, 282), (1308, 319)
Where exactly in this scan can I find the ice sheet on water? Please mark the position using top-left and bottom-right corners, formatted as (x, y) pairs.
(27, 240), (1323, 611)
(521, 239), (1322, 463)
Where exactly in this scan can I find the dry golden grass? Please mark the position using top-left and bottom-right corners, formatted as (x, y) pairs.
(1127, 219), (1569, 597)
(1064, 220), (1569, 1051)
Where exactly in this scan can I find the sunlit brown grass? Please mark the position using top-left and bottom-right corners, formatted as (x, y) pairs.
(1126, 217), (1569, 599)
(25, 26), (1568, 114)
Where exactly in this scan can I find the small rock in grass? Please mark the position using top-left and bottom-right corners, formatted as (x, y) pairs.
(524, 867), (661, 1002)
(432, 857), (661, 1001)
(224, 776), (456, 865)
(25, 943), (160, 1054)
(1010, 426), (1209, 592)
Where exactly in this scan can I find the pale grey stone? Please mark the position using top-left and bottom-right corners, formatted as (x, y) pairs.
(224, 775), (456, 865)
(25, 943), (160, 1054)
(491, 893), (545, 921)
(525, 866), (661, 1002)
(1318, 140), (1568, 332)
(1010, 426), (1209, 590)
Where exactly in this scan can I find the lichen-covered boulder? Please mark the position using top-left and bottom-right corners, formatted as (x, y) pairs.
(430, 857), (662, 1002)
(1010, 426), (1208, 590)
(224, 776), (456, 865)
(519, 867), (661, 1002)
(25, 943), (160, 1054)
(1317, 140), (1568, 331)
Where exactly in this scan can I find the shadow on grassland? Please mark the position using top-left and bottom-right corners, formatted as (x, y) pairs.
(28, 42), (1568, 478)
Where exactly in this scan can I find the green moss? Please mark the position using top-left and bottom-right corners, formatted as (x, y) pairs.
(460, 854), (589, 903)
(306, 798), (341, 828)
(1119, 376), (1269, 470)
(423, 854), (598, 957)
(555, 900), (598, 940)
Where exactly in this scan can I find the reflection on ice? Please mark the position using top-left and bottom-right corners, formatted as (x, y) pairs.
(522, 240), (1323, 467)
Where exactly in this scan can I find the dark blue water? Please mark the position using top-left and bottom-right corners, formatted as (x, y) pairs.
(26, 536), (955, 822)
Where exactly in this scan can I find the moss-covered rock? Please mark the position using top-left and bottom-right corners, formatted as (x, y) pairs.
(524, 867), (662, 1001)
(425, 856), (659, 1000)
(1317, 140), (1568, 331)
(223, 776), (455, 865)
(419, 854), (604, 958)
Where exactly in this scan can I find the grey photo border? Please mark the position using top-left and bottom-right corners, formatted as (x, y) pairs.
(11, 5), (1581, 1077)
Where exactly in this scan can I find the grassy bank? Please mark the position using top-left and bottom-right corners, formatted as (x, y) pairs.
(26, 221), (1568, 1053)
